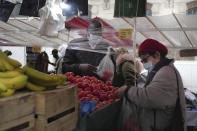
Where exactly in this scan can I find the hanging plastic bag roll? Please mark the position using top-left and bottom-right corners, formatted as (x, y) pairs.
(97, 46), (114, 81)
(39, 0), (65, 37)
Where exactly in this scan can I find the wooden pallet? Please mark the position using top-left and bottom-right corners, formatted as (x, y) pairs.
(35, 85), (78, 131)
(0, 92), (35, 131)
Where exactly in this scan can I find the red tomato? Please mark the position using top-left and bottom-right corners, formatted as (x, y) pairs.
(78, 92), (84, 98)
(82, 82), (90, 88)
(92, 90), (99, 96)
(99, 93), (108, 101)
(108, 99), (114, 103)
(91, 83), (97, 88)
(84, 87), (92, 91)
(75, 75), (81, 78)
(92, 97), (99, 101)
(108, 94), (114, 99)
(106, 81), (112, 86)
(90, 77), (97, 81)
(75, 78), (83, 83)
(84, 91), (91, 95)
(68, 76), (74, 83)
(95, 105), (101, 110)
(92, 85), (100, 90)
(65, 72), (74, 77)
(77, 82), (83, 88)
(99, 90), (105, 94)
(79, 97), (88, 102)
(87, 94), (94, 98)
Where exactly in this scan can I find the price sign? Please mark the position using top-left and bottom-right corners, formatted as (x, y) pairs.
(119, 29), (133, 39)
(32, 46), (41, 53)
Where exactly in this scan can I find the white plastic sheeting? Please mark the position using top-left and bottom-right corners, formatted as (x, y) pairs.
(100, 14), (197, 49)
(0, 17), (78, 47)
(0, 14), (197, 49)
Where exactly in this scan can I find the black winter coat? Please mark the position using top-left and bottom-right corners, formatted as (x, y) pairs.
(62, 38), (115, 79)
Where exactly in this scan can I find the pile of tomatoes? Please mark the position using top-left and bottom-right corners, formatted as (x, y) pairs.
(65, 72), (119, 110)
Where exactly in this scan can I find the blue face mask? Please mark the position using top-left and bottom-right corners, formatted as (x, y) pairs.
(58, 52), (62, 57)
(143, 61), (153, 72)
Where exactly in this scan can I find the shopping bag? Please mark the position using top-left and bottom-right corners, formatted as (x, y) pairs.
(39, 0), (65, 37)
(80, 100), (97, 117)
(97, 47), (114, 81)
(118, 97), (141, 131)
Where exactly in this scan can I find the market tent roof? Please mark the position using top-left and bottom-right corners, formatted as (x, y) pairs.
(0, 17), (80, 47)
(99, 14), (197, 49)
(88, 0), (197, 50)
(0, 15), (197, 49)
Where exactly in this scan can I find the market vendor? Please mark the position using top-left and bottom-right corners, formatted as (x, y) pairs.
(62, 20), (115, 79)
(115, 39), (186, 131)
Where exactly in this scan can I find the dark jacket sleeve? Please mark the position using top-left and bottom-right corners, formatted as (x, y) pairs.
(62, 49), (80, 74)
(122, 62), (137, 86)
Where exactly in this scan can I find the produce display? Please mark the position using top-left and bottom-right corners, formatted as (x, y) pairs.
(65, 72), (119, 110)
(0, 50), (67, 97)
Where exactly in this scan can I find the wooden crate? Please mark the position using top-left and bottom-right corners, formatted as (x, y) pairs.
(0, 92), (35, 131)
(35, 85), (78, 131)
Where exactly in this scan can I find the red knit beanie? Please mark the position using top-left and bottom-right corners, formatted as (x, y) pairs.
(138, 39), (168, 55)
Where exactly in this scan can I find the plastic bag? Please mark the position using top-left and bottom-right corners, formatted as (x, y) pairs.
(185, 88), (197, 108)
(97, 47), (114, 81)
(117, 97), (141, 131)
(185, 89), (196, 101)
(80, 100), (97, 117)
(39, 0), (65, 37)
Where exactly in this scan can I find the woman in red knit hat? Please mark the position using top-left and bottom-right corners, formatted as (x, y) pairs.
(115, 39), (186, 131)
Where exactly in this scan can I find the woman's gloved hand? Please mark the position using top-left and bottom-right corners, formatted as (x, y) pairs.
(115, 85), (127, 98)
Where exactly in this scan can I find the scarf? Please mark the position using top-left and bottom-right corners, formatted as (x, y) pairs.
(145, 58), (173, 87)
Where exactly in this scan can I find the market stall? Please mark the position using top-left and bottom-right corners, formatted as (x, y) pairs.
(0, 14), (121, 131)
(1, 0), (197, 131)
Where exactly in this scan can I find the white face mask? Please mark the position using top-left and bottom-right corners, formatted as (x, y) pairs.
(143, 61), (153, 72)
(88, 34), (102, 49)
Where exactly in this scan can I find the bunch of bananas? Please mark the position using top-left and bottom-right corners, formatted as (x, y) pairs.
(0, 50), (26, 97)
(23, 66), (67, 91)
(0, 50), (22, 71)
(0, 50), (67, 97)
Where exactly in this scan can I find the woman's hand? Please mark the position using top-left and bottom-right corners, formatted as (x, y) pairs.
(115, 85), (127, 98)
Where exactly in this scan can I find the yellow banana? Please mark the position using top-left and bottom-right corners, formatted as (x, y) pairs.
(0, 74), (28, 90)
(0, 50), (21, 68)
(0, 61), (6, 72)
(1, 59), (14, 71)
(29, 78), (63, 87)
(0, 82), (7, 92)
(26, 82), (46, 91)
(14, 68), (25, 73)
(23, 66), (61, 82)
(0, 89), (15, 97)
(0, 71), (21, 78)
(55, 74), (67, 81)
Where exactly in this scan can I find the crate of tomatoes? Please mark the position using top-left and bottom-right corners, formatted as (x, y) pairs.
(65, 72), (122, 131)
